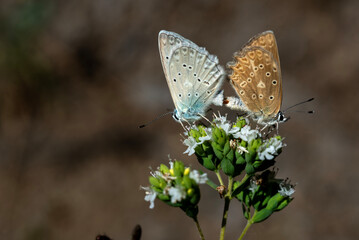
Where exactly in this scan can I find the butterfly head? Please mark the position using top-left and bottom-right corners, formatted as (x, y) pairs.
(172, 109), (181, 122)
(253, 110), (288, 126)
(276, 111), (288, 123)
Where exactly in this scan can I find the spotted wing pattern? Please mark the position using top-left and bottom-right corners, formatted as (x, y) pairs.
(227, 31), (282, 121)
(159, 30), (225, 122)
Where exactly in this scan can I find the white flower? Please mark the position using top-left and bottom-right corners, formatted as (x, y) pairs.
(189, 170), (208, 184)
(183, 136), (199, 156)
(233, 125), (260, 143)
(248, 179), (258, 193)
(228, 126), (240, 135)
(168, 185), (186, 204)
(257, 137), (285, 160)
(213, 113), (227, 125)
(198, 127), (212, 143)
(237, 145), (249, 154)
(213, 113), (239, 135)
(141, 186), (157, 209)
(278, 181), (295, 197)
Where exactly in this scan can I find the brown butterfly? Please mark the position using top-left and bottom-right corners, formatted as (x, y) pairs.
(225, 31), (287, 128)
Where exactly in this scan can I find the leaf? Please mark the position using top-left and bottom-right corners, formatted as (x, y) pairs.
(252, 209), (273, 223)
(221, 158), (235, 176)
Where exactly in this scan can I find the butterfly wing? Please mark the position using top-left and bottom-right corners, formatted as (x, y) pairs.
(159, 30), (225, 121)
(244, 30), (281, 69)
(228, 46), (282, 120)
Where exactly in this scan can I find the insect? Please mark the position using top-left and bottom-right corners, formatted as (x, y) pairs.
(225, 30), (287, 129)
(158, 30), (225, 126)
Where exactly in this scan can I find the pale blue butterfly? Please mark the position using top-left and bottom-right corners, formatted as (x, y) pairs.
(158, 30), (225, 125)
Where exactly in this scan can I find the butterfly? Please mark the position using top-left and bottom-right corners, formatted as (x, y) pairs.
(225, 30), (287, 128)
(158, 30), (225, 125)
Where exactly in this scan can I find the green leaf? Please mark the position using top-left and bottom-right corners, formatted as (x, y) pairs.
(276, 198), (290, 211)
(182, 176), (192, 188)
(221, 158), (235, 176)
(232, 176), (251, 197)
(212, 142), (224, 159)
(252, 209), (273, 223)
(149, 176), (160, 187)
(235, 152), (245, 164)
(245, 163), (255, 175)
(226, 149), (234, 162)
(202, 155), (216, 171)
(266, 193), (284, 211)
(223, 141), (230, 155)
(159, 164), (169, 173)
(157, 193), (170, 202)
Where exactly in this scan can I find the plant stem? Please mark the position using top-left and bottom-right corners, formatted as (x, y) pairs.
(219, 177), (234, 240)
(219, 196), (230, 240)
(215, 170), (224, 186)
(237, 220), (252, 240)
(194, 218), (205, 240)
(206, 178), (219, 191)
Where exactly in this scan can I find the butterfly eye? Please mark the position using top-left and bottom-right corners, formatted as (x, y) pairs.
(197, 78), (201, 82)
(252, 94), (257, 99)
(250, 72), (254, 77)
(239, 90), (245, 95)
(272, 80), (277, 85)
(194, 73), (197, 77)
(253, 66), (258, 71)
(178, 94), (182, 98)
(166, 56), (169, 59)
(188, 66), (193, 70)
(195, 93), (199, 97)
(173, 78), (177, 82)
(273, 67), (277, 72)
(247, 78), (252, 82)
(207, 90), (211, 95)
(259, 94), (263, 99)
(183, 64), (187, 68)
(188, 93), (191, 97)
(266, 72), (271, 77)
(259, 64), (264, 69)
(178, 72), (181, 76)
(269, 96), (274, 100)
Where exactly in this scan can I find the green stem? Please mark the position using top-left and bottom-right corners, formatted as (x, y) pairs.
(219, 196), (230, 240)
(215, 170), (224, 186)
(227, 177), (234, 196)
(206, 178), (219, 191)
(237, 220), (253, 240)
(194, 218), (205, 240)
(219, 177), (234, 240)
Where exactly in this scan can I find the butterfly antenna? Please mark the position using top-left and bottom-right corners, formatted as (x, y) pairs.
(283, 98), (314, 113)
(139, 111), (172, 128)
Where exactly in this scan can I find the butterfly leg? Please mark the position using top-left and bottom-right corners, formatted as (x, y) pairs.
(198, 113), (212, 126)
(178, 120), (187, 131)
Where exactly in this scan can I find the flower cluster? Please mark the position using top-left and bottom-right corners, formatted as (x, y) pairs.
(183, 114), (285, 176)
(232, 169), (295, 223)
(142, 160), (207, 219)
(142, 113), (297, 240)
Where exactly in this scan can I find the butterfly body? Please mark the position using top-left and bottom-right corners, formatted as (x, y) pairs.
(226, 30), (287, 126)
(158, 30), (225, 124)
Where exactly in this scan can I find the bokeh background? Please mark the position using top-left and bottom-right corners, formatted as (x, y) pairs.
(0, 0), (358, 239)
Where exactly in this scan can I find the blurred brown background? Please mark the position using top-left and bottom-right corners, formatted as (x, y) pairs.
(0, 0), (358, 239)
